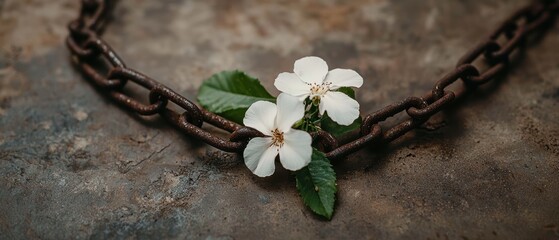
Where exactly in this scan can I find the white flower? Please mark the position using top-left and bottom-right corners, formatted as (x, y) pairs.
(274, 56), (363, 126)
(243, 93), (312, 177)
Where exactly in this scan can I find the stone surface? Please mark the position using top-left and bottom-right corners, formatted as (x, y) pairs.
(1, 0), (558, 239)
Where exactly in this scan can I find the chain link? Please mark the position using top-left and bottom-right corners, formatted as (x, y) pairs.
(67, 0), (557, 159)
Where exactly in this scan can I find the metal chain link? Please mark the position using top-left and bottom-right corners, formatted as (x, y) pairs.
(67, 0), (558, 160)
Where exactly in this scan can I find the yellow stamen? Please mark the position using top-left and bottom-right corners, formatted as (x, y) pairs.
(270, 128), (284, 149)
(308, 82), (332, 99)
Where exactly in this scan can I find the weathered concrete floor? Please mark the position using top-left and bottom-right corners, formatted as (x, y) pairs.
(1, 0), (558, 239)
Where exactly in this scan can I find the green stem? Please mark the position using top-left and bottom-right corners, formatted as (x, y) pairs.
(294, 98), (322, 133)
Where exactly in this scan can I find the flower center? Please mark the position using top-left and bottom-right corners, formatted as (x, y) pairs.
(308, 82), (331, 99)
(270, 128), (285, 149)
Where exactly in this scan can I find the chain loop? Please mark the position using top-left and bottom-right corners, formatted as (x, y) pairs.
(407, 91), (455, 119)
(230, 127), (265, 142)
(164, 110), (245, 152)
(326, 124), (382, 159)
(432, 64), (479, 98)
(109, 91), (167, 115)
(149, 87), (204, 127)
(311, 131), (339, 153)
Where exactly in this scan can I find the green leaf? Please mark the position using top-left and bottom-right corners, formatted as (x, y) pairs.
(197, 70), (275, 124)
(320, 87), (362, 138)
(336, 86), (356, 98)
(295, 149), (337, 219)
(321, 113), (361, 139)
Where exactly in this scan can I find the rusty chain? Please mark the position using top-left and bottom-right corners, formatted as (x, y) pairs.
(67, 0), (558, 160)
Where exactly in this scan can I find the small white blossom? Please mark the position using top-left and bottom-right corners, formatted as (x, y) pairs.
(274, 56), (363, 126)
(243, 93), (312, 177)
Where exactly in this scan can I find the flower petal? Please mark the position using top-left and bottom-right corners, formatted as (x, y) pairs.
(294, 56), (329, 85)
(274, 72), (311, 98)
(275, 93), (305, 132)
(324, 68), (363, 90)
(319, 91), (360, 126)
(279, 129), (312, 171)
(244, 137), (278, 177)
(243, 101), (277, 134)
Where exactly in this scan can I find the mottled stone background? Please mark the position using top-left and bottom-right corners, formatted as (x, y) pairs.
(1, 0), (558, 239)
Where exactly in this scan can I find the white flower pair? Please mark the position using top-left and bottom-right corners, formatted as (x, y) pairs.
(243, 56), (364, 177)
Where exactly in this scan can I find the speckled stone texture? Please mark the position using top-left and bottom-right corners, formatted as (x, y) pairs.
(1, 0), (558, 239)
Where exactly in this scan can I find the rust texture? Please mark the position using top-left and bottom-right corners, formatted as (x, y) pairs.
(1, 0), (559, 239)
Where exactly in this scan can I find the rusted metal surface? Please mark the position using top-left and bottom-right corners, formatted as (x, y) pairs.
(1, 0), (559, 239)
